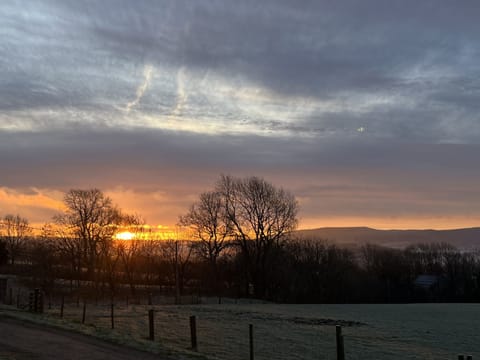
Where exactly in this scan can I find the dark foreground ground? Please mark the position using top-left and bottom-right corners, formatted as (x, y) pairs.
(0, 316), (163, 360)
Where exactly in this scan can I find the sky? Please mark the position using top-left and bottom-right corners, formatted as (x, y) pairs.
(1, 0), (480, 231)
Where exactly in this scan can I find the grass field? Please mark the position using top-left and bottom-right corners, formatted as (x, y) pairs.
(2, 299), (478, 359)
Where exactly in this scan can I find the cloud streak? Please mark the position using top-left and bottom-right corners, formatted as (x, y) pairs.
(170, 66), (187, 118)
(125, 65), (154, 113)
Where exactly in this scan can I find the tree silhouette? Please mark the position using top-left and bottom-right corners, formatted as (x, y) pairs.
(217, 175), (298, 298)
(179, 190), (231, 294)
(0, 214), (32, 265)
(54, 189), (122, 284)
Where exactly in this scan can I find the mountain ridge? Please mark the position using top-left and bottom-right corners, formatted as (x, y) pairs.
(294, 226), (480, 249)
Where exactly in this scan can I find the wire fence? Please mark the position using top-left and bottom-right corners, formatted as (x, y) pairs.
(2, 286), (478, 360)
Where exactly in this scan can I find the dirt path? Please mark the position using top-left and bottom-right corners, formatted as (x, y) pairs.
(0, 316), (165, 360)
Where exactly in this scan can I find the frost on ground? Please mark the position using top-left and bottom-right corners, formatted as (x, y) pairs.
(1, 301), (478, 360)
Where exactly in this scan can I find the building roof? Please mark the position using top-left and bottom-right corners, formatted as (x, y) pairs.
(414, 275), (439, 288)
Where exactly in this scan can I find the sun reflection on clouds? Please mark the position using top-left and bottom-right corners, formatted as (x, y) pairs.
(0, 187), (65, 228)
(0, 187), (64, 211)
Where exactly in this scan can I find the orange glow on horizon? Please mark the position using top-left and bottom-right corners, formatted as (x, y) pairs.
(5, 186), (479, 235)
(25, 218), (480, 237)
(113, 225), (181, 241)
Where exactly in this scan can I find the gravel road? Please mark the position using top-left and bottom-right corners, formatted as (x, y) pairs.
(0, 316), (164, 360)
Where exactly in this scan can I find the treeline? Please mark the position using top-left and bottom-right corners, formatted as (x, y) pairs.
(279, 240), (480, 303)
(1, 234), (480, 304)
(1, 175), (480, 303)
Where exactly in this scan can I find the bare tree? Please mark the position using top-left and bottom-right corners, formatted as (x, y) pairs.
(361, 244), (412, 302)
(286, 239), (357, 303)
(217, 175), (298, 298)
(160, 239), (194, 302)
(0, 214), (32, 265)
(28, 233), (58, 293)
(179, 190), (231, 293)
(109, 213), (145, 296)
(138, 239), (162, 285)
(0, 240), (7, 266)
(53, 224), (83, 289)
(117, 239), (142, 297)
(404, 242), (456, 275)
(54, 189), (123, 283)
(98, 238), (121, 297)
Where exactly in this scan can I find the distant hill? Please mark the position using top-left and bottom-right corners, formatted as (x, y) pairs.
(294, 227), (480, 250)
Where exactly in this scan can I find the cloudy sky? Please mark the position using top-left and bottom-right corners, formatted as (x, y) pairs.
(1, 0), (480, 230)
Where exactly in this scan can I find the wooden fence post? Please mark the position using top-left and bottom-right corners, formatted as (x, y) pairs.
(336, 325), (345, 360)
(34, 288), (39, 312)
(38, 290), (44, 313)
(28, 292), (33, 312)
(111, 303), (115, 329)
(458, 356), (465, 360)
(16, 290), (20, 308)
(60, 295), (64, 318)
(466, 356), (473, 360)
(249, 324), (254, 360)
(190, 315), (198, 351)
(148, 309), (155, 340)
(82, 300), (86, 324)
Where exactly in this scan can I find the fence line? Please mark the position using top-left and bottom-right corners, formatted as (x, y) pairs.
(2, 288), (476, 360)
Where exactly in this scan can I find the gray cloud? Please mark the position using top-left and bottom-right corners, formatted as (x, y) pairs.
(1, 1), (480, 143)
(2, 1), (480, 227)
(1, 127), (478, 184)
(2, 128), (480, 225)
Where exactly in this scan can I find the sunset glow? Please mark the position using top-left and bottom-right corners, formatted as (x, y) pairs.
(115, 231), (135, 241)
(110, 226), (182, 241)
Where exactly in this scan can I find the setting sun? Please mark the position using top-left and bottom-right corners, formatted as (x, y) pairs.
(115, 231), (135, 240)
